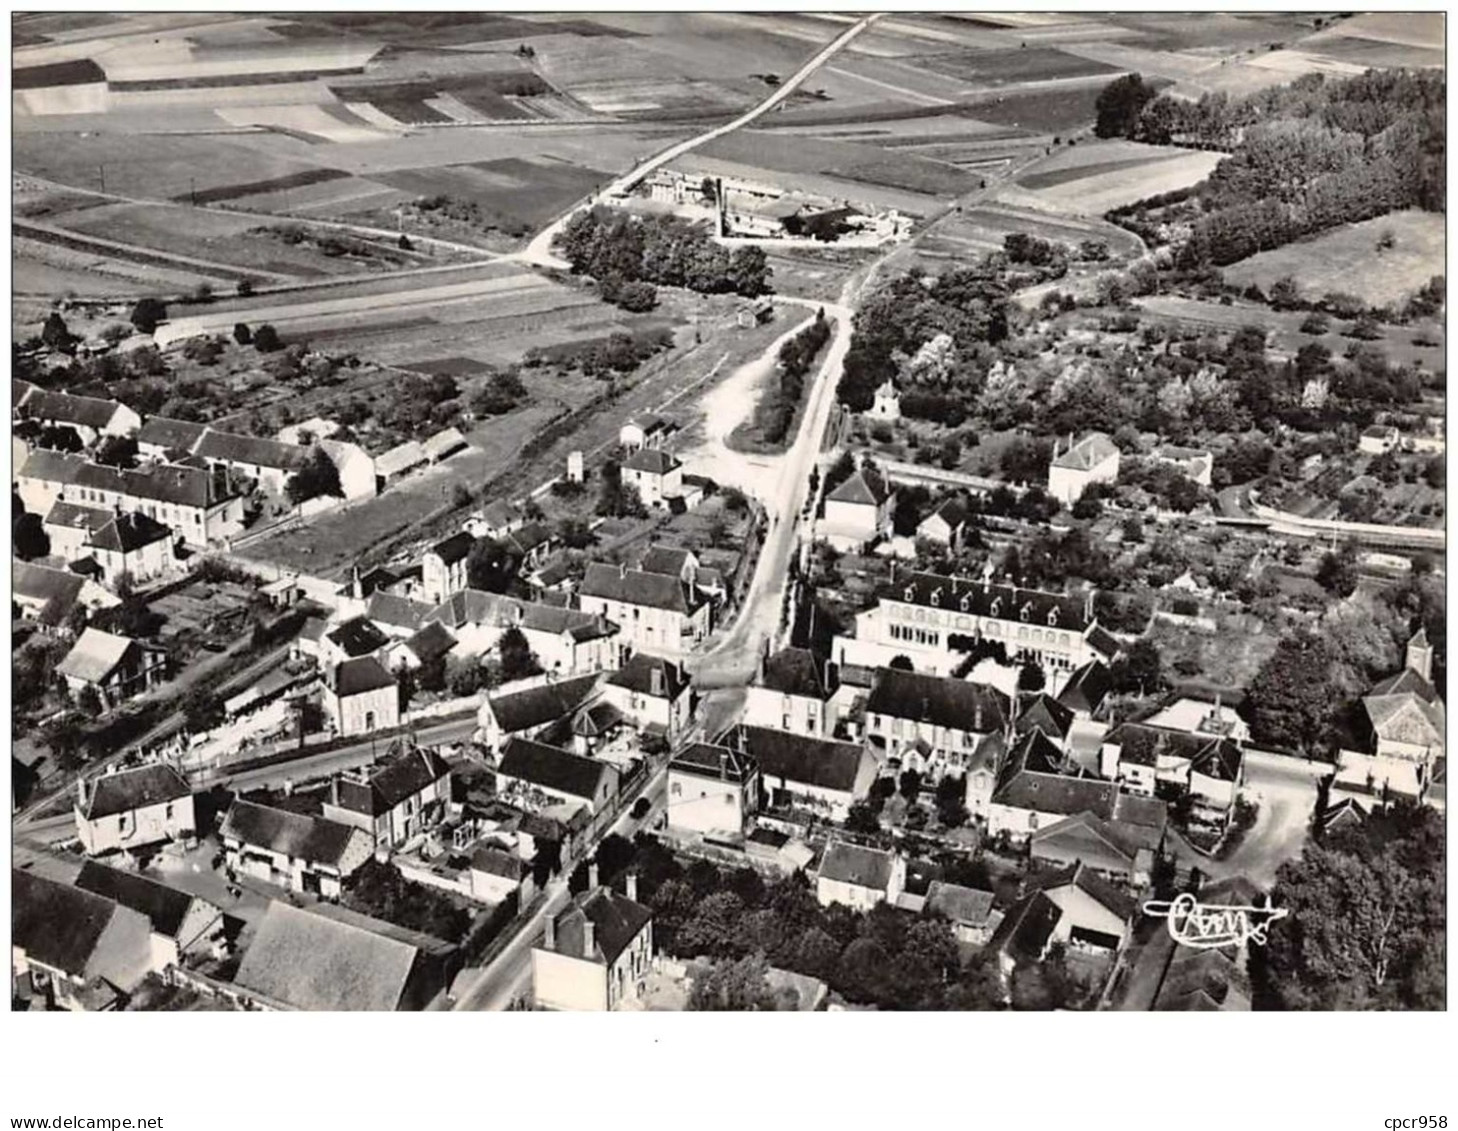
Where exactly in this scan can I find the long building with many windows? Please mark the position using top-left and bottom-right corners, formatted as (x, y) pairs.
(833, 569), (1122, 679)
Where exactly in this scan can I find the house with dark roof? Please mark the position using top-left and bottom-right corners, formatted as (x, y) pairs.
(820, 464), (894, 552)
(233, 900), (458, 1011)
(323, 615), (391, 663)
(366, 591), (436, 639)
(602, 652), (694, 744)
(389, 620), (459, 672)
(730, 724), (878, 822)
(74, 764), (194, 858)
(745, 646), (845, 738)
(834, 568), (1114, 678)
(1048, 431), (1120, 505)
(75, 860), (226, 969)
(56, 627), (168, 707)
(533, 873), (653, 1011)
(816, 840), (906, 911)
(619, 413), (673, 453)
(1030, 810), (1160, 888)
(12, 559), (120, 628)
(1154, 946), (1251, 1012)
(84, 510), (177, 588)
(505, 520), (555, 567)
(1151, 444), (1214, 488)
(517, 603), (619, 677)
(621, 446), (684, 509)
(916, 496), (970, 550)
(322, 745), (453, 849)
(220, 799), (373, 898)
(1100, 722), (1245, 823)
(11, 869), (153, 1011)
(477, 673), (603, 752)
(1057, 660), (1113, 720)
(639, 544), (699, 585)
(666, 743), (760, 837)
(136, 415), (208, 459)
(986, 754), (1120, 844)
(423, 531), (475, 605)
(495, 737), (620, 816)
(925, 881), (1000, 945)
(578, 562), (711, 658)
(14, 387), (140, 444)
(193, 428), (310, 496)
(991, 862), (1133, 976)
(322, 655), (400, 738)
(988, 889), (1064, 972)
(864, 668), (1010, 779)
(468, 499), (525, 541)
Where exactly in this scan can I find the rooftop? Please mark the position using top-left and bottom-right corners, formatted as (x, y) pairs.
(57, 627), (139, 686)
(496, 737), (613, 802)
(819, 841), (897, 890)
(545, 886), (653, 966)
(79, 763), (191, 821)
(220, 799), (363, 867)
(1051, 431), (1119, 472)
(732, 725), (865, 794)
(487, 674), (601, 735)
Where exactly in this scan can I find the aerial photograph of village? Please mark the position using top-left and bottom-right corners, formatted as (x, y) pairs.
(8, 9), (1446, 1017)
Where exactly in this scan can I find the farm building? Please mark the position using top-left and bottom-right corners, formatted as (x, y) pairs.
(56, 627), (169, 706)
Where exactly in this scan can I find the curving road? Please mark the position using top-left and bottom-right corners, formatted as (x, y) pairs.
(514, 13), (884, 270)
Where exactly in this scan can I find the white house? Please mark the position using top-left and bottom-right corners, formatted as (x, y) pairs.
(601, 653), (694, 745)
(820, 466), (894, 552)
(533, 875), (654, 1011)
(867, 379), (900, 422)
(74, 764), (195, 858)
(578, 563), (711, 659)
(321, 745), (453, 849)
(14, 387), (141, 445)
(666, 742), (760, 837)
(75, 861), (227, 971)
(916, 497), (969, 549)
(321, 655), (400, 737)
(744, 646), (844, 738)
(1047, 432), (1120, 505)
(1359, 425), (1401, 454)
(815, 841), (906, 911)
(56, 628), (168, 706)
(730, 725), (877, 823)
(494, 737), (620, 817)
(621, 447), (684, 510)
(476, 673), (603, 752)
(863, 667), (1010, 779)
(421, 532), (474, 605)
(1151, 445), (1213, 488)
(619, 414), (672, 454)
(220, 799), (373, 899)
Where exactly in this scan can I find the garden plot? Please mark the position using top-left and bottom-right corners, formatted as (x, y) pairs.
(909, 46), (1121, 87)
(216, 102), (396, 143)
(1015, 143), (1223, 213)
(1222, 211), (1447, 310)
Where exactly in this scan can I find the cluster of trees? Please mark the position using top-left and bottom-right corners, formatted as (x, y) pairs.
(374, 370), (465, 441)
(612, 838), (1006, 1010)
(754, 308), (832, 446)
(1258, 804), (1443, 1010)
(523, 328), (673, 381)
(557, 208), (771, 299)
(285, 446), (343, 507)
(594, 458), (647, 520)
(344, 858), (471, 942)
(1101, 69), (1445, 266)
(469, 366), (528, 417)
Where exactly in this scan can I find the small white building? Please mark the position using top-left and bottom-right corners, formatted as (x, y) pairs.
(321, 745), (453, 850)
(1047, 432), (1120, 505)
(744, 647), (844, 738)
(820, 466), (894, 552)
(619, 414), (672, 454)
(1359, 425), (1401, 455)
(621, 447), (684, 510)
(867, 379), (900, 422)
(532, 877), (654, 1012)
(666, 743), (760, 837)
(220, 799), (373, 899)
(421, 532), (474, 605)
(601, 652), (694, 745)
(321, 656), (400, 737)
(74, 764), (195, 858)
(816, 841), (906, 911)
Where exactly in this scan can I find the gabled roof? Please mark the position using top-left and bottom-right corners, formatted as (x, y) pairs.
(79, 763), (190, 820)
(428, 588), (522, 631)
(88, 511), (172, 554)
(671, 743), (757, 783)
(375, 441), (427, 477)
(1030, 811), (1143, 874)
(580, 563), (701, 615)
(334, 747), (451, 817)
(470, 844), (527, 881)
(75, 860), (202, 939)
(330, 655), (397, 697)
(43, 500), (112, 534)
(1002, 729), (1072, 777)
(1105, 723), (1244, 783)
(607, 652), (688, 700)
(496, 737), (613, 802)
(925, 881), (995, 927)
(866, 668), (1008, 733)
(405, 620), (457, 663)
(429, 532), (475, 566)
(1034, 861), (1137, 923)
(487, 674), (601, 736)
(827, 467), (890, 507)
(1058, 660), (1112, 715)
(136, 416), (209, 453)
(988, 889), (1061, 963)
(18, 447), (88, 485)
(423, 427), (467, 460)
(546, 887), (653, 965)
(477, 500), (521, 530)
(919, 496), (968, 532)
(819, 840), (896, 890)
(1368, 667), (1440, 704)
(11, 868), (149, 981)
(1051, 431), (1118, 471)
(519, 603), (613, 641)
(12, 560), (88, 625)
(1155, 947), (1250, 1012)
(622, 447), (681, 475)
(220, 800), (363, 867)
(1086, 624), (1122, 663)
(760, 646), (838, 700)
(195, 429), (309, 472)
(18, 388), (127, 431)
(733, 725), (865, 794)
(507, 521), (552, 556)
(1318, 797), (1367, 836)
(366, 591), (436, 634)
(327, 616), (391, 658)
(878, 570), (1090, 632)
(1016, 693), (1075, 741)
(639, 545), (696, 578)
(992, 767), (1118, 822)
(57, 627), (138, 685)
(233, 901), (433, 1011)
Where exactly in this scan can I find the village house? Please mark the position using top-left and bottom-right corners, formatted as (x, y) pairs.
(1030, 810), (1165, 889)
(374, 440), (429, 491)
(1047, 431), (1120, 506)
(317, 437), (378, 501)
(366, 591), (438, 641)
(639, 544), (700, 586)
(220, 799), (373, 898)
(619, 414), (673, 453)
(834, 569), (1122, 679)
(423, 426), (467, 465)
(75, 861), (227, 971)
(422, 532), (474, 605)
(924, 881), (1000, 946)
(13, 385), (141, 445)
(388, 621), (459, 673)
(467, 499), (525, 541)
(1099, 723), (1245, 824)
(730, 724), (878, 822)
(533, 871), (654, 1011)
(1057, 660), (1114, 721)
(517, 604), (620, 676)
(56, 627), (169, 706)
(322, 745), (453, 850)
(864, 667), (1011, 779)
(193, 429), (310, 497)
(11, 869), (153, 1012)
(476, 673), (603, 752)
(867, 378), (901, 422)
(916, 496), (969, 550)
(990, 863), (1135, 974)
(1150, 444), (1214, 488)
(819, 465), (895, 552)
(601, 652), (694, 745)
(495, 737), (620, 816)
(666, 742), (760, 837)
(816, 841), (907, 911)
(468, 844), (535, 905)
(621, 447), (684, 510)
(506, 521), (556, 569)
(233, 901), (459, 1011)
(1359, 424), (1401, 454)
(321, 655), (400, 737)
(12, 559), (120, 629)
(42, 503), (178, 587)
(744, 646), (845, 738)
(578, 562), (711, 659)
(74, 764), (195, 858)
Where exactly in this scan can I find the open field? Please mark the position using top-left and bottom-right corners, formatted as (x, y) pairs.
(1222, 211), (1446, 309)
(1019, 150), (1223, 213)
(961, 84), (1108, 134)
(919, 202), (1144, 259)
(910, 46), (1120, 86)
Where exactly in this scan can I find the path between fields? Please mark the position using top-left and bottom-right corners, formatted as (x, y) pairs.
(513, 12), (885, 270)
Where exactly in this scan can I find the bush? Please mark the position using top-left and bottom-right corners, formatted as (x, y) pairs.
(253, 324), (282, 353)
(1299, 310), (1330, 335)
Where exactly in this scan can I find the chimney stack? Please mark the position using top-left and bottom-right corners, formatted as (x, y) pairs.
(544, 912), (556, 951)
(650, 666), (665, 697)
(626, 872), (639, 903)
(582, 918), (596, 959)
(588, 861), (599, 890)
